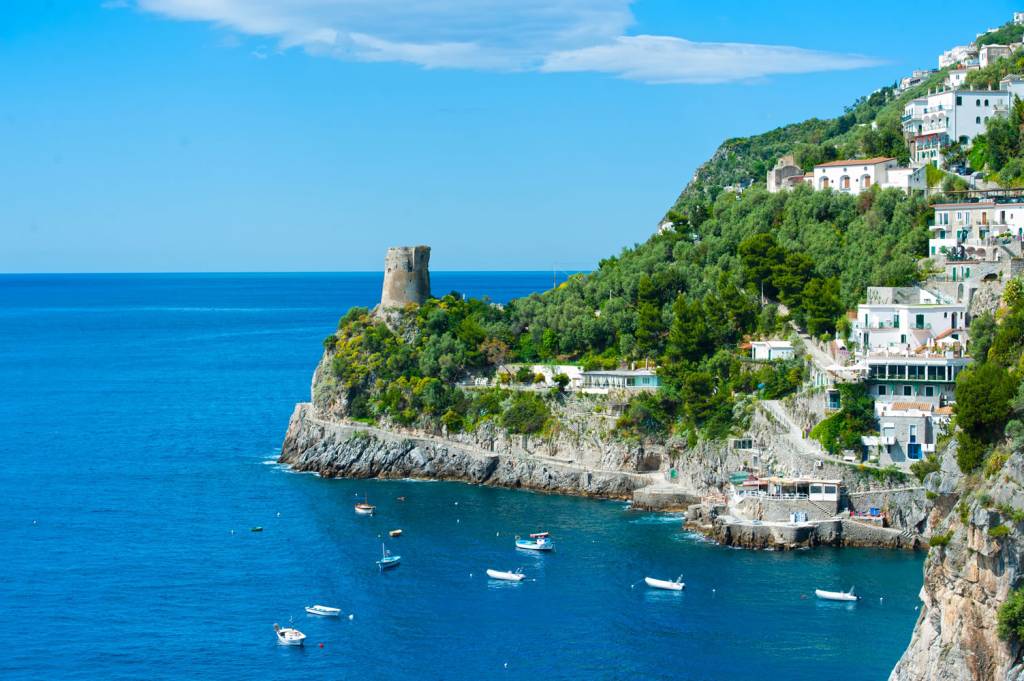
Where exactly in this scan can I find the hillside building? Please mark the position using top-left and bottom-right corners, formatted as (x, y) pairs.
(927, 199), (1024, 304)
(863, 402), (951, 466)
(766, 155), (808, 193)
(980, 43), (1014, 67)
(811, 158), (924, 194)
(750, 340), (794, 361)
(850, 286), (968, 357)
(902, 88), (1011, 165)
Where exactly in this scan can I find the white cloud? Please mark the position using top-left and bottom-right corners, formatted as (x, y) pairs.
(541, 35), (882, 84)
(131, 1), (882, 83)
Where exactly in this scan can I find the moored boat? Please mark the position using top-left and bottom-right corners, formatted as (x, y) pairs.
(486, 568), (525, 582)
(377, 543), (401, 570)
(355, 495), (375, 515)
(515, 531), (554, 551)
(815, 587), (860, 602)
(304, 604), (341, 617)
(274, 623), (306, 646)
(389, 529), (402, 537)
(645, 576), (684, 591)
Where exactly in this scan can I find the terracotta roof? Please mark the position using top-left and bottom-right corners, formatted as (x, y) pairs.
(889, 402), (933, 412)
(814, 157), (895, 168)
(935, 406), (954, 416)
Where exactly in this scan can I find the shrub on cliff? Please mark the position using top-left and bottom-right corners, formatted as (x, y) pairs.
(998, 587), (1024, 641)
(811, 383), (875, 454)
(955, 363), (1016, 472)
(500, 392), (551, 434)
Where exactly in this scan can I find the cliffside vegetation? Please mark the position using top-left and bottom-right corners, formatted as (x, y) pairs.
(955, 286), (1024, 474)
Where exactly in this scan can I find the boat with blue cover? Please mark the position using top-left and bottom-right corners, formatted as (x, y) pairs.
(377, 543), (401, 570)
(515, 531), (554, 551)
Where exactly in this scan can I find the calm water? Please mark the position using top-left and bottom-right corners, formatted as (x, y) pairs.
(0, 273), (923, 680)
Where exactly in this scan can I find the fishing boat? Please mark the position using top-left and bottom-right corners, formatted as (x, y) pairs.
(645, 576), (685, 591)
(354, 495), (375, 515)
(304, 604), (341, 617)
(486, 568), (525, 582)
(273, 623), (306, 646)
(388, 529), (402, 537)
(515, 532), (554, 551)
(815, 587), (860, 602)
(251, 526), (263, 532)
(377, 543), (401, 570)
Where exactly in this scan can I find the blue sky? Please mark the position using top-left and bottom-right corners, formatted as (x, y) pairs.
(1, 1), (1019, 272)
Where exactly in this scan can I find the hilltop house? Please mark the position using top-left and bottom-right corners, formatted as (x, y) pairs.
(980, 43), (1015, 67)
(939, 44), (978, 69)
(900, 69), (936, 93)
(811, 158), (924, 194)
(902, 87), (1011, 165)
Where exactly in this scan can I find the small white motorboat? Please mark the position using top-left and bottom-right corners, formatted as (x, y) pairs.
(389, 529), (403, 537)
(815, 587), (860, 602)
(274, 623), (306, 646)
(305, 604), (341, 617)
(515, 531), (554, 551)
(645, 576), (685, 591)
(486, 568), (525, 582)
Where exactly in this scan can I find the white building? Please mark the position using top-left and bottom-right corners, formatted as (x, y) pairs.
(850, 286), (968, 357)
(927, 200), (1024, 305)
(939, 44), (978, 69)
(902, 88), (1011, 165)
(580, 369), (660, 393)
(945, 68), (970, 88)
(980, 44), (1014, 67)
(1000, 75), (1024, 100)
(751, 340), (794, 361)
(1016, 12), (1024, 25)
(812, 158), (924, 194)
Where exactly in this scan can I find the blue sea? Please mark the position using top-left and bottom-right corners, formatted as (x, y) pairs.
(1, 273), (924, 680)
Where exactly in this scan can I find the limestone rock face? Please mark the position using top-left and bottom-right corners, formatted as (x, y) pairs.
(380, 246), (431, 308)
(890, 447), (1024, 681)
(280, 403), (646, 499)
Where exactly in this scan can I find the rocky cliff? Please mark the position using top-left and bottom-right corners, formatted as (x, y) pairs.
(280, 402), (649, 499)
(891, 444), (1024, 680)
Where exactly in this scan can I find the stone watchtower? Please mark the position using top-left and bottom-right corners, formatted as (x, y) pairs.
(380, 246), (431, 308)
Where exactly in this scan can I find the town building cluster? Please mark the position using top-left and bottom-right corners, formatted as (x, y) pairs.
(766, 12), (1024, 196)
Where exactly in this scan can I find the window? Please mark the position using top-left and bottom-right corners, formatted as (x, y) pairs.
(900, 334), (907, 344)
(985, 99), (989, 106)
(976, 116), (981, 124)
(957, 95), (963, 105)
(976, 99), (981, 107)
(878, 385), (887, 396)
(915, 313), (925, 329)
(925, 386), (935, 397)
(903, 385), (913, 396)
(909, 425), (918, 443)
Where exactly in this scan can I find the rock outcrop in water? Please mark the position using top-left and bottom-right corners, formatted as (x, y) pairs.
(281, 402), (647, 499)
(890, 444), (1024, 680)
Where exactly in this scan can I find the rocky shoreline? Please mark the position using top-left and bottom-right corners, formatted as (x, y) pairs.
(280, 402), (650, 500)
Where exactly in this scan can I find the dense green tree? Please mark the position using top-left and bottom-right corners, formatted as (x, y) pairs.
(634, 274), (665, 358)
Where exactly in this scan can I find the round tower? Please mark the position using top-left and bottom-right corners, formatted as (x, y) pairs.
(380, 246), (431, 308)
